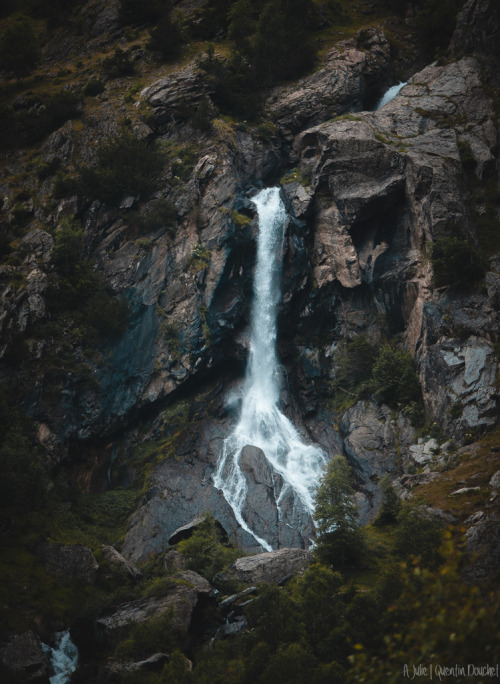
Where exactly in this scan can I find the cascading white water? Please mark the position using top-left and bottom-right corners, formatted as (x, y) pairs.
(42, 630), (78, 684)
(375, 81), (407, 110)
(213, 187), (327, 551)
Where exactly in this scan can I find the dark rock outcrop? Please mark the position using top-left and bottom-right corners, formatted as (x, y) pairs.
(340, 402), (415, 522)
(265, 29), (391, 137)
(450, 0), (500, 58)
(0, 631), (50, 683)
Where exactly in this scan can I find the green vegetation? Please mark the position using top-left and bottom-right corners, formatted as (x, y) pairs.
(83, 78), (105, 96)
(313, 455), (366, 571)
(333, 337), (421, 413)
(414, 0), (463, 58)
(0, 90), (81, 149)
(370, 344), (421, 408)
(102, 47), (135, 77)
(80, 127), (164, 202)
(147, 2), (185, 61)
(0, 15), (40, 81)
(231, 210), (252, 227)
(48, 218), (128, 338)
(126, 198), (177, 236)
(177, 515), (240, 581)
(431, 234), (485, 289)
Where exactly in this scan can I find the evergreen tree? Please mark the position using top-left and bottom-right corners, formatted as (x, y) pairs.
(313, 455), (366, 570)
(374, 474), (401, 526)
(0, 16), (40, 81)
(253, 0), (316, 84)
(147, 3), (185, 61)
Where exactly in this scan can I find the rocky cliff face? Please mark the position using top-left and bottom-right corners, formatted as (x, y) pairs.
(0, 0), (499, 564)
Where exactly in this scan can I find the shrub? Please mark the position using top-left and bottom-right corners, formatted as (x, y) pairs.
(0, 91), (80, 149)
(176, 515), (239, 581)
(374, 475), (401, 526)
(119, 0), (166, 25)
(80, 127), (164, 202)
(334, 335), (377, 392)
(415, 0), (462, 57)
(0, 16), (40, 81)
(85, 289), (129, 337)
(370, 344), (421, 408)
(83, 78), (105, 96)
(125, 198), (176, 235)
(102, 48), (134, 77)
(393, 504), (443, 567)
(431, 235), (485, 289)
(147, 4), (185, 61)
(253, 0), (316, 84)
(52, 218), (85, 279)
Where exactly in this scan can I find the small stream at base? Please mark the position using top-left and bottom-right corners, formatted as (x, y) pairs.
(42, 630), (79, 684)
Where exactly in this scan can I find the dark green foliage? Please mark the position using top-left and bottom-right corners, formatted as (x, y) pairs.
(120, 0), (169, 25)
(125, 198), (176, 235)
(253, 0), (316, 84)
(86, 290), (129, 337)
(334, 335), (377, 392)
(393, 504), (443, 567)
(431, 235), (485, 289)
(191, 93), (216, 131)
(370, 344), (421, 408)
(0, 387), (49, 514)
(53, 170), (79, 198)
(228, 0), (256, 44)
(0, 90), (80, 149)
(415, 0), (463, 57)
(147, 3), (185, 61)
(83, 78), (105, 96)
(114, 610), (180, 660)
(80, 127), (164, 202)
(176, 515), (239, 581)
(49, 218), (129, 337)
(0, 16), (40, 80)
(244, 583), (302, 650)
(374, 475), (401, 526)
(313, 455), (366, 571)
(187, 0), (234, 40)
(52, 218), (85, 279)
(37, 156), (61, 180)
(102, 48), (135, 77)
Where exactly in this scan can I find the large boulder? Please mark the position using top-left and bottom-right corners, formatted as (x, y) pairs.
(220, 548), (313, 585)
(36, 543), (98, 585)
(101, 545), (143, 581)
(0, 631), (50, 683)
(96, 570), (214, 638)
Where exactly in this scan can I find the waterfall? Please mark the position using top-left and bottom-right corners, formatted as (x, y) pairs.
(375, 81), (407, 110)
(213, 187), (327, 551)
(42, 630), (78, 684)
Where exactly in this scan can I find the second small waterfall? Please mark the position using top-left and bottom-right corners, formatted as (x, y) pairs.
(213, 187), (327, 551)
